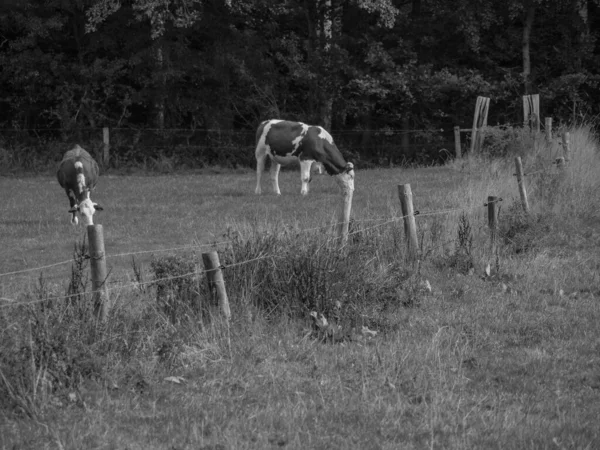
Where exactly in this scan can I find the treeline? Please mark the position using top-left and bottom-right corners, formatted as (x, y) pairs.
(0, 1), (598, 151)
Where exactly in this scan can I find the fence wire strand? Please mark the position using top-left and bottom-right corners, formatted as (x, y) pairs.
(0, 199), (518, 308)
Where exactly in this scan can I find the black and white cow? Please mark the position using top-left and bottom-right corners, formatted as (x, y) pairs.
(254, 119), (355, 196)
(56, 145), (103, 226)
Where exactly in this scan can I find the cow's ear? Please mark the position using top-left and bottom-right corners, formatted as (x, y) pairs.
(93, 203), (104, 211)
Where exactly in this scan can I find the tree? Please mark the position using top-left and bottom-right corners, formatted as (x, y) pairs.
(86, 0), (209, 129)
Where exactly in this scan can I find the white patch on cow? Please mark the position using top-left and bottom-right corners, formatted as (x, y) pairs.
(78, 197), (97, 226)
(256, 119), (283, 152)
(74, 161), (86, 195)
(255, 119), (283, 195)
(291, 122), (309, 152)
(317, 127), (334, 144)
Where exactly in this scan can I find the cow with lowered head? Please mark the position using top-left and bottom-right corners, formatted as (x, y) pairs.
(57, 145), (103, 226)
(254, 119), (354, 196)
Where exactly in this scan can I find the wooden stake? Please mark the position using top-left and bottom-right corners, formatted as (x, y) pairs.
(202, 251), (231, 320)
(88, 225), (109, 322)
(470, 96), (490, 154)
(523, 94), (540, 132)
(514, 157), (530, 214)
(453, 126), (462, 159)
(397, 184), (419, 261)
(470, 97), (482, 154)
(545, 117), (552, 142)
(102, 127), (110, 166)
(487, 196), (499, 253)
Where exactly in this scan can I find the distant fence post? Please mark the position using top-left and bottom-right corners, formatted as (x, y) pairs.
(453, 126), (462, 158)
(202, 251), (231, 321)
(397, 184), (419, 261)
(470, 96), (490, 154)
(514, 157), (530, 214)
(102, 127), (110, 166)
(522, 94), (540, 133)
(88, 225), (109, 322)
(487, 196), (500, 253)
(545, 117), (552, 142)
(561, 132), (571, 163)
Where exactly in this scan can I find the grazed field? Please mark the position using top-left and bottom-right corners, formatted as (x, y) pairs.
(1, 144), (600, 449)
(0, 166), (470, 295)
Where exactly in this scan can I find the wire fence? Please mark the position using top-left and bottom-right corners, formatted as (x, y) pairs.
(0, 142), (590, 309)
(0, 201), (491, 308)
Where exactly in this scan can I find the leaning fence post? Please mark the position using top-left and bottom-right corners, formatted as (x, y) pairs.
(514, 157), (530, 214)
(487, 196), (499, 253)
(561, 132), (571, 163)
(102, 127), (110, 166)
(397, 184), (419, 261)
(202, 251), (231, 320)
(453, 126), (462, 158)
(88, 225), (109, 322)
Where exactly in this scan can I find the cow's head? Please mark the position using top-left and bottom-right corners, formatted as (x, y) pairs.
(68, 192), (103, 226)
(334, 162), (355, 194)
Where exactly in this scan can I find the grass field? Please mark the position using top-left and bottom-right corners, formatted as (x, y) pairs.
(1, 129), (600, 449)
(0, 165), (471, 296)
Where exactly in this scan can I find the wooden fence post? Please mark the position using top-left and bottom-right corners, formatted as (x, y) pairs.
(523, 94), (540, 133)
(514, 157), (530, 214)
(545, 117), (552, 142)
(453, 126), (462, 158)
(202, 251), (231, 320)
(561, 132), (571, 163)
(88, 225), (109, 322)
(102, 127), (110, 166)
(487, 196), (499, 253)
(470, 96), (490, 154)
(397, 184), (419, 261)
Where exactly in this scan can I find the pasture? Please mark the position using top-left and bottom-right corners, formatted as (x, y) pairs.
(1, 128), (600, 449)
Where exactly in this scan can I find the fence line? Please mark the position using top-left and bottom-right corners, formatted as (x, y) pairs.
(0, 240), (234, 279)
(0, 201), (487, 281)
(0, 203), (489, 308)
(0, 251), (287, 308)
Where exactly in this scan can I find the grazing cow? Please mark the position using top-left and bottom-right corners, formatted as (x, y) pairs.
(254, 119), (354, 196)
(56, 145), (103, 226)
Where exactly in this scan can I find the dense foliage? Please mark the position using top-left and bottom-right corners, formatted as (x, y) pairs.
(0, 0), (599, 165)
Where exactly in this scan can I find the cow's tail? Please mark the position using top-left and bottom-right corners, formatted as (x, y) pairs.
(75, 161), (86, 195)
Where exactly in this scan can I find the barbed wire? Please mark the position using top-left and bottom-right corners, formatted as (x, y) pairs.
(0, 240), (233, 279)
(0, 199), (490, 281)
(0, 250), (286, 308)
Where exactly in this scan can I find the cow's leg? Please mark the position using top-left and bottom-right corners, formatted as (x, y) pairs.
(255, 146), (267, 195)
(299, 160), (313, 195)
(270, 161), (282, 195)
(66, 190), (78, 225)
